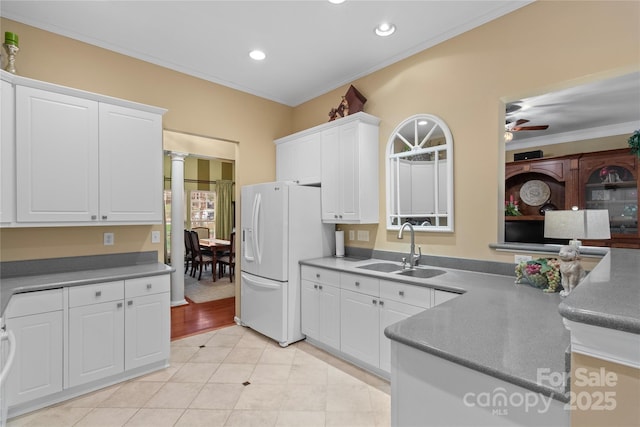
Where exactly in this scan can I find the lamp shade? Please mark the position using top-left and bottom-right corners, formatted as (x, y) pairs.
(544, 209), (611, 242)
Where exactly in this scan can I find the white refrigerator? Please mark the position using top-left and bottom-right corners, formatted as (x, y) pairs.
(240, 182), (334, 347)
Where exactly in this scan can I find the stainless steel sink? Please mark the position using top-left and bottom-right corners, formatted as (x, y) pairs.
(356, 262), (403, 273)
(396, 268), (446, 279)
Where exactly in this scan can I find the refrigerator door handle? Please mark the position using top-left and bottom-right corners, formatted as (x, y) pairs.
(241, 273), (281, 290)
(0, 329), (16, 386)
(253, 193), (262, 264)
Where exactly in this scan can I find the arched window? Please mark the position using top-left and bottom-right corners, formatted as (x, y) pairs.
(386, 114), (454, 232)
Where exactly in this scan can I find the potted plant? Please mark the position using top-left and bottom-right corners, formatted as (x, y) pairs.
(629, 129), (640, 157)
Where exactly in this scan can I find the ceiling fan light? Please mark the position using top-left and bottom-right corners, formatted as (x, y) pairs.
(375, 23), (396, 37)
(328, 0), (345, 4)
(504, 131), (514, 143)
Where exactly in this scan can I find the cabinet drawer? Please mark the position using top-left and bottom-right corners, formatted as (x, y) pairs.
(125, 275), (170, 298)
(301, 266), (340, 286)
(5, 288), (63, 318)
(340, 273), (379, 296)
(380, 280), (432, 308)
(69, 281), (124, 307)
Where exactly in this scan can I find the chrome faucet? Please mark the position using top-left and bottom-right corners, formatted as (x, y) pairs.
(398, 222), (421, 269)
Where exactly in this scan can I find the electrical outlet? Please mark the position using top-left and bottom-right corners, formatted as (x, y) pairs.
(514, 254), (532, 264)
(151, 231), (161, 244)
(103, 232), (114, 246)
(357, 230), (369, 241)
(349, 230), (355, 241)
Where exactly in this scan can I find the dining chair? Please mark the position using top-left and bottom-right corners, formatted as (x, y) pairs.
(192, 227), (210, 240)
(189, 230), (213, 280)
(184, 229), (193, 274)
(217, 231), (235, 282)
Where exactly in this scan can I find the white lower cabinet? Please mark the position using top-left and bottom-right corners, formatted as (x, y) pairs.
(5, 273), (170, 416)
(302, 265), (461, 376)
(378, 299), (424, 373)
(340, 289), (380, 367)
(301, 266), (341, 349)
(5, 289), (63, 407)
(68, 276), (170, 387)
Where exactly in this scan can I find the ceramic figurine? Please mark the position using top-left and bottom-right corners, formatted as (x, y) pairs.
(558, 245), (585, 297)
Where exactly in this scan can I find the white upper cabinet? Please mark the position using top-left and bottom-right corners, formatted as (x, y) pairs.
(99, 103), (163, 222)
(16, 86), (100, 223)
(321, 113), (380, 223)
(2, 70), (166, 226)
(1, 78), (16, 224)
(275, 132), (321, 185)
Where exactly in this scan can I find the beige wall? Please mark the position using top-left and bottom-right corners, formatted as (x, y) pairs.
(570, 352), (640, 427)
(293, 1), (640, 264)
(0, 18), (292, 263)
(1, 1), (639, 267)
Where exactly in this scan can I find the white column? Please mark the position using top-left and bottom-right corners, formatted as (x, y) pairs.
(170, 151), (188, 307)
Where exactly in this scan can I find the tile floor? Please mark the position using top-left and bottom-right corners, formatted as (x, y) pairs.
(8, 325), (390, 427)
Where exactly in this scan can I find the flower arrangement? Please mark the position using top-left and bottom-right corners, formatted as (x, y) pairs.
(515, 258), (562, 293)
(504, 195), (521, 216)
(629, 129), (640, 158)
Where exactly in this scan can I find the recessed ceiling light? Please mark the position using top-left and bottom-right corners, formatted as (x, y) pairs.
(328, 0), (345, 4)
(375, 22), (396, 37)
(249, 50), (266, 61)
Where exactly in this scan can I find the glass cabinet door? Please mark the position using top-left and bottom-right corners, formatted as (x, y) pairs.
(584, 165), (638, 236)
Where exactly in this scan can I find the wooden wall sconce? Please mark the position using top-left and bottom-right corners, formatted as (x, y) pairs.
(328, 85), (367, 121)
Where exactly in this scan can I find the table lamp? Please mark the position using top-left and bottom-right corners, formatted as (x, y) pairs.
(544, 208), (611, 247)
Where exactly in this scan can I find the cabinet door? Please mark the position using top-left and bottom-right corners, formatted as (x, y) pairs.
(378, 299), (423, 373)
(5, 311), (63, 406)
(99, 103), (163, 223)
(337, 122), (360, 222)
(69, 300), (125, 387)
(276, 134), (321, 185)
(125, 292), (170, 370)
(318, 283), (341, 350)
(1, 79), (15, 224)
(340, 289), (379, 367)
(16, 86), (99, 222)
(301, 280), (320, 340)
(321, 127), (341, 221)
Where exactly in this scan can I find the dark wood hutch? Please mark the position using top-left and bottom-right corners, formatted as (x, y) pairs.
(505, 148), (639, 248)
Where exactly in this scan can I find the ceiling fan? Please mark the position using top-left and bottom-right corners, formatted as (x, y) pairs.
(505, 118), (549, 132)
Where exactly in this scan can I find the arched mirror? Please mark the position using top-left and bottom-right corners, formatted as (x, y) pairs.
(386, 114), (454, 231)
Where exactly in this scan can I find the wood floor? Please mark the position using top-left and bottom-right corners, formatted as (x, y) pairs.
(170, 296), (236, 340)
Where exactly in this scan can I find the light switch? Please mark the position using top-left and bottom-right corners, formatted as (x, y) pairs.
(357, 230), (369, 241)
(349, 230), (355, 241)
(151, 231), (161, 244)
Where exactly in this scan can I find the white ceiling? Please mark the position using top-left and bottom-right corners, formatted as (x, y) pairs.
(2, 0), (638, 148)
(1, 0), (532, 106)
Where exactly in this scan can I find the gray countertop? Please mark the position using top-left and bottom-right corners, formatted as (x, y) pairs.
(301, 256), (571, 402)
(1, 262), (173, 316)
(558, 248), (640, 334)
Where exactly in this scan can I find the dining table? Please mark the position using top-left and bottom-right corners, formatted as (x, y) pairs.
(199, 238), (232, 282)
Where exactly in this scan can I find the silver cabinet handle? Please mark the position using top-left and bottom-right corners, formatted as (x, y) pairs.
(314, 284), (318, 289)
(355, 282), (360, 287)
(379, 300), (384, 306)
(91, 215), (97, 220)
(95, 291), (102, 297)
(102, 215), (108, 220)
(146, 283), (152, 289)
(399, 291), (405, 296)
(128, 300), (133, 306)
(319, 285), (323, 290)
(117, 302), (123, 308)
(372, 299), (377, 305)
(316, 273), (320, 278)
